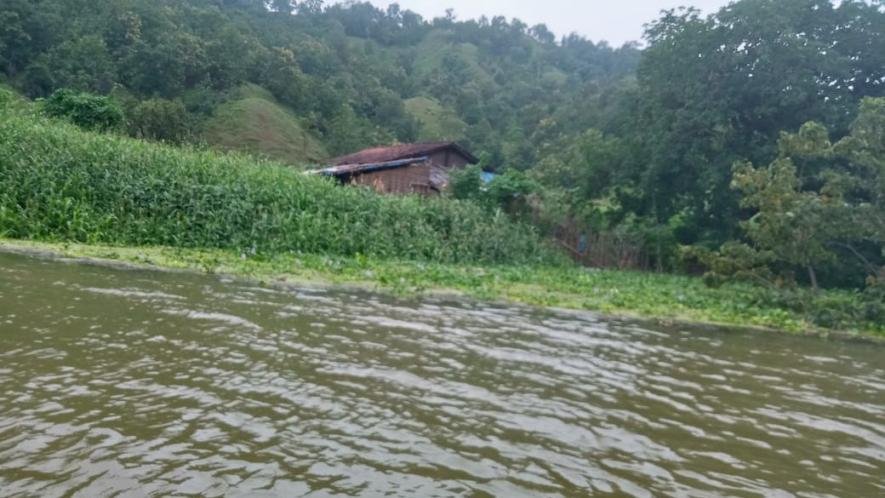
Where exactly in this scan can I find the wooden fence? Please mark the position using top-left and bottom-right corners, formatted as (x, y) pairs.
(554, 224), (648, 270)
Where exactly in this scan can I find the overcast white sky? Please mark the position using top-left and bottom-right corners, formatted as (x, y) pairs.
(357, 0), (733, 45)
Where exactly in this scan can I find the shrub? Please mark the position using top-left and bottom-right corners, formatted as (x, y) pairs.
(127, 98), (191, 143)
(0, 88), (12, 107)
(449, 164), (484, 201)
(450, 166), (539, 219)
(486, 170), (539, 218)
(42, 89), (124, 132)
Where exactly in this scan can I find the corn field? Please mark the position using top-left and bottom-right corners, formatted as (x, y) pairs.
(0, 108), (557, 265)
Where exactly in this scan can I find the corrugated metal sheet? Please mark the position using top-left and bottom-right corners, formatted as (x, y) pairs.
(326, 142), (478, 166)
(310, 157), (429, 178)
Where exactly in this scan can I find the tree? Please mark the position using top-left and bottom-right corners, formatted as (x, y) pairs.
(732, 155), (835, 289)
(722, 98), (885, 290)
(485, 169), (538, 219)
(124, 33), (208, 97)
(450, 163), (538, 219)
(42, 35), (117, 94)
(21, 62), (55, 98)
(834, 98), (885, 288)
(0, 9), (30, 75)
(271, 0), (295, 15)
(529, 24), (555, 46)
(631, 0), (885, 245)
(261, 47), (308, 110)
(532, 129), (627, 223)
(299, 0), (325, 15)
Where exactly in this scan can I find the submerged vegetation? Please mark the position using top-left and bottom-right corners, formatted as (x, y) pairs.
(1, 238), (882, 338)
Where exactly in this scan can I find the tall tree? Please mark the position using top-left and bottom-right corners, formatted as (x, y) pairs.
(728, 98), (885, 289)
(631, 0), (885, 245)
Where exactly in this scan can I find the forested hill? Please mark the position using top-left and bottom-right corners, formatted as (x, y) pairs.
(0, 0), (640, 166)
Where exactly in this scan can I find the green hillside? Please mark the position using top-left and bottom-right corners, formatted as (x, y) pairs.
(201, 86), (327, 167)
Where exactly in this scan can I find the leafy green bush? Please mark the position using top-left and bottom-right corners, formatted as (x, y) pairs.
(127, 98), (191, 143)
(449, 164), (484, 201)
(486, 170), (539, 218)
(0, 107), (558, 265)
(449, 165), (538, 219)
(42, 89), (124, 132)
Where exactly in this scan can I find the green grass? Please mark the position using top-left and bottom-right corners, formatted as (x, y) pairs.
(405, 96), (468, 142)
(201, 84), (327, 166)
(0, 103), (555, 265)
(2, 238), (881, 339)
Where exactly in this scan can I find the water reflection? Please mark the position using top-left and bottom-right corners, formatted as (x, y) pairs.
(0, 253), (883, 497)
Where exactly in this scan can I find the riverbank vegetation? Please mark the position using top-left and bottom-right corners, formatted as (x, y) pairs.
(1, 0), (884, 335)
(1, 238), (882, 338)
(0, 94), (882, 336)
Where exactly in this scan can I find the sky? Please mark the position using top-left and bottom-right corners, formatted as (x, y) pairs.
(358, 0), (733, 45)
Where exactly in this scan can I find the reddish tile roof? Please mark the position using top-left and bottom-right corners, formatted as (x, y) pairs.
(327, 142), (478, 166)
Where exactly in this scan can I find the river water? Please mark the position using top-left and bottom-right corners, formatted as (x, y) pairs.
(0, 253), (883, 497)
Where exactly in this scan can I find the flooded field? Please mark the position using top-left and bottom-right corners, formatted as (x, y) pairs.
(0, 252), (883, 497)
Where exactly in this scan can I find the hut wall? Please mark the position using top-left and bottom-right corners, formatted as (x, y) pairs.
(428, 150), (470, 169)
(336, 148), (473, 196)
(426, 150), (471, 191)
(350, 163), (434, 195)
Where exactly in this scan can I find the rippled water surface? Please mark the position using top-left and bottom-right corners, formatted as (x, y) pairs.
(1, 253), (883, 497)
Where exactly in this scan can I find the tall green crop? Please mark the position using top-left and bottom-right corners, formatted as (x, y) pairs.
(0, 107), (559, 265)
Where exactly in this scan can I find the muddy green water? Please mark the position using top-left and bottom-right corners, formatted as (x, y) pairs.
(0, 253), (883, 497)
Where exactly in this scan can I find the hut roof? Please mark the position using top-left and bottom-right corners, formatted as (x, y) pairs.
(326, 142), (478, 166)
(310, 157), (429, 178)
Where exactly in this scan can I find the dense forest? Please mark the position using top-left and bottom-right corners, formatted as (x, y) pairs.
(0, 0), (640, 163)
(1, 0), (884, 303)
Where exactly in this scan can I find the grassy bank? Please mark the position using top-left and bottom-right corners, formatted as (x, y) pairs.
(0, 102), (554, 265)
(2, 239), (882, 339)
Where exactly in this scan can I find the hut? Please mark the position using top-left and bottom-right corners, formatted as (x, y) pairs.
(312, 142), (479, 195)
